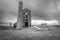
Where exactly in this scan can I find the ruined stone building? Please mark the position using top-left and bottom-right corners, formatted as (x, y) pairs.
(14, 1), (31, 29)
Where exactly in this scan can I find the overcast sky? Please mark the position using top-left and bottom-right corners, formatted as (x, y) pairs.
(0, 0), (60, 24)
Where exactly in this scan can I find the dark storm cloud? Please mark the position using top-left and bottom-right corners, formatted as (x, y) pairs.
(0, 0), (18, 23)
(31, 0), (54, 20)
(36, 0), (60, 20)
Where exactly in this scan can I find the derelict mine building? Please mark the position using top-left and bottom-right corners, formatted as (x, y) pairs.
(14, 1), (31, 29)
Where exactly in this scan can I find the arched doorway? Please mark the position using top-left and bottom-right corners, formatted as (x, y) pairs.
(25, 22), (28, 27)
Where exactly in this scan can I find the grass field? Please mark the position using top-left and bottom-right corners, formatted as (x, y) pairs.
(0, 25), (60, 40)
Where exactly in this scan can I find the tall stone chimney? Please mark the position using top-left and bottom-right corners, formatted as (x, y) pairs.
(17, 1), (23, 29)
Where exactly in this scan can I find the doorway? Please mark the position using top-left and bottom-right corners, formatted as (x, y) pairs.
(25, 22), (28, 27)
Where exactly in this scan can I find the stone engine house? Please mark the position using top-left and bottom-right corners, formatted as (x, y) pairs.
(14, 1), (31, 29)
